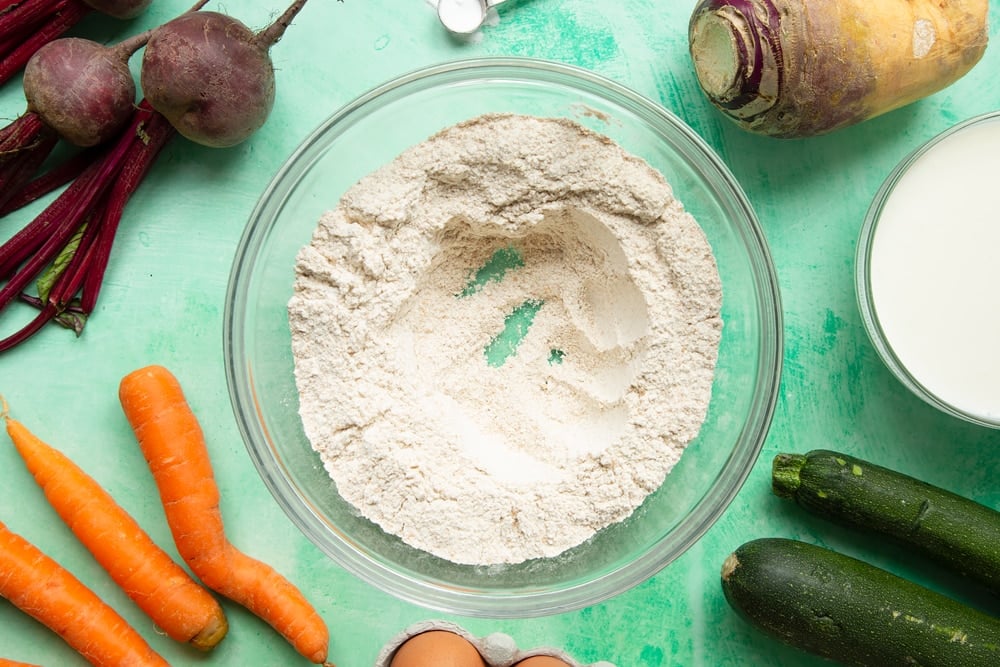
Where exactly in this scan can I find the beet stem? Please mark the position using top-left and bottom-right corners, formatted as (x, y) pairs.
(256, 0), (309, 48)
(0, 299), (57, 352)
(0, 192), (89, 310)
(0, 116), (128, 309)
(0, 0), (61, 55)
(0, 144), (95, 217)
(110, 27), (152, 59)
(0, 163), (95, 278)
(0, 112), (58, 212)
(89, 0), (206, 77)
(0, 109), (50, 155)
(111, 0), (210, 61)
(80, 101), (175, 312)
(0, 0), (57, 38)
(47, 213), (98, 307)
(0, 0), (89, 86)
(19, 292), (86, 317)
(0, 100), (175, 352)
(0, 141), (106, 278)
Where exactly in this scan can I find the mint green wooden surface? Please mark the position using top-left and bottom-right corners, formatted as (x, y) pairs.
(2, 2), (999, 665)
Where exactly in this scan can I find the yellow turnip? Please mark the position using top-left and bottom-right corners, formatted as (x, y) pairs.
(688, 0), (989, 137)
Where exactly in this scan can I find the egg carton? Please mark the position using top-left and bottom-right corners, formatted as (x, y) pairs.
(374, 619), (617, 667)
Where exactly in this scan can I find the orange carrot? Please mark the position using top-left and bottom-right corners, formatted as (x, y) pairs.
(0, 659), (42, 667)
(118, 365), (332, 665)
(1, 399), (228, 651)
(0, 519), (170, 667)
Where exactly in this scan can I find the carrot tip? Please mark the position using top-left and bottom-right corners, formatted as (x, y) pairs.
(189, 612), (229, 651)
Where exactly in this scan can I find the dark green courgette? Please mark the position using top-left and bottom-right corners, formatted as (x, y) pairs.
(772, 449), (1000, 594)
(722, 538), (1000, 666)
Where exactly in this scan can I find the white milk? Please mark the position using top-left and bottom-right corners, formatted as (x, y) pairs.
(868, 115), (1000, 424)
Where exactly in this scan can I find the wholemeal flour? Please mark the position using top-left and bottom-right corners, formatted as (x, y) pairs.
(288, 114), (722, 565)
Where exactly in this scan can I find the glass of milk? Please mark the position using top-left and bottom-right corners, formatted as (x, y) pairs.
(856, 111), (1000, 429)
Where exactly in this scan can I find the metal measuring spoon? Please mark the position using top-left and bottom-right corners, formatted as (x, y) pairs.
(437, 0), (508, 34)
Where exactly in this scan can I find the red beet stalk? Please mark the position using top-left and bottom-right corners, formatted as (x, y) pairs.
(0, 0), (90, 86)
(0, 28), (152, 219)
(0, 100), (175, 352)
(0, 145), (95, 216)
(0, 112), (59, 212)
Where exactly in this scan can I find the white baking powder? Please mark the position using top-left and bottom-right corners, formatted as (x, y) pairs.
(289, 114), (722, 565)
(435, 0), (486, 33)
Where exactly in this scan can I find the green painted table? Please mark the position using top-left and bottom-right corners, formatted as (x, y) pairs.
(1, 2), (999, 665)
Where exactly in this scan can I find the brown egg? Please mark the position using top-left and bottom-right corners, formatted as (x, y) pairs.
(513, 657), (573, 667)
(390, 630), (488, 667)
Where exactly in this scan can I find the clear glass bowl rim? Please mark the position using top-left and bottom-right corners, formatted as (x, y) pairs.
(855, 110), (1000, 430)
(223, 56), (783, 616)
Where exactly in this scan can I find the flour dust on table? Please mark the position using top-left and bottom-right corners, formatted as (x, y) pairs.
(288, 113), (722, 565)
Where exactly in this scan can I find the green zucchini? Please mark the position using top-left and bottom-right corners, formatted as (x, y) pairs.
(772, 449), (1000, 594)
(722, 538), (1000, 666)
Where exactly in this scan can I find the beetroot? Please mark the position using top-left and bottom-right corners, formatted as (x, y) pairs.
(0, 1), (208, 213)
(0, 1), (315, 352)
(0, 30), (148, 215)
(140, 0), (309, 148)
(24, 34), (147, 147)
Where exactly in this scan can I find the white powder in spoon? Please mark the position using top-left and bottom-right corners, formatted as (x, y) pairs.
(288, 114), (722, 565)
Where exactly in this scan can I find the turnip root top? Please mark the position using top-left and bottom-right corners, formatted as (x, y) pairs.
(688, 0), (989, 137)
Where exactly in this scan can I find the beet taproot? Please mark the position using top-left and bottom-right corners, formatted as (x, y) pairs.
(140, 0), (309, 148)
(0, 29), (149, 214)
(23, 34), (146, 148)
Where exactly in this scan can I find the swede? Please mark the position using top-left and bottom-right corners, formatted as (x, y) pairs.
(688, 0), (989, 138)
(140, 0), (310, 148)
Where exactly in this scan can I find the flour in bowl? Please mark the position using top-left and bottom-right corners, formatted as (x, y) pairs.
(288, 113), (722, 565)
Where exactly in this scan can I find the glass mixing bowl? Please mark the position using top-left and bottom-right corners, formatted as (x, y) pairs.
(224, 57), (782, 617)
